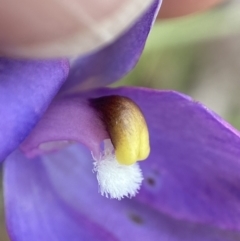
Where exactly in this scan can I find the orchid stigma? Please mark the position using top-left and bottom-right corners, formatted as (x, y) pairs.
(90, 95), (150, 199)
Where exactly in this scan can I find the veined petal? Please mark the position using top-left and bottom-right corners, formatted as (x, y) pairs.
(60, 0), (161, 93)
(0, 58), (69, 161)
(4, 144), (240, 241)
(86, 87), (240, 230)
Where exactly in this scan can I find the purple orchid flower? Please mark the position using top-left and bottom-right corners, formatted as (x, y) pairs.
(1, 1), (240, 240)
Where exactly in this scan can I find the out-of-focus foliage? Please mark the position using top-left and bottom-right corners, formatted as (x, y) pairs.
(115, 0), (240, 128)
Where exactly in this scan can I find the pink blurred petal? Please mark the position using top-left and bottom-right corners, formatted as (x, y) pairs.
(0, 0), (158, 58)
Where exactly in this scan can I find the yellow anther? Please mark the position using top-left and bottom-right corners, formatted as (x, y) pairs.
(90, 95), (150, 165)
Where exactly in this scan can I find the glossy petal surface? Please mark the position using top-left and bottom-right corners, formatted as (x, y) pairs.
(0, 58), (69, 161)
(87, 87), (240, 230)
(4, 145), (240, 241)
(60, 0), (161, 93)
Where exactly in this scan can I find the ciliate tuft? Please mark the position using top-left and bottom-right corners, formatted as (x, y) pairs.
(93, 139), (143, 200)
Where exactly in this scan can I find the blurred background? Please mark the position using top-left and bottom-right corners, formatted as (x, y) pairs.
(115, 0), (240, 127)
(1, 0), (240, 240)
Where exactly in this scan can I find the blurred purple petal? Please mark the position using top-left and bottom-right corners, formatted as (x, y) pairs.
(4, 144), (240, 241)
(4, 148), (118, 241)
(20, 95), (108, 159)
(60, 0), (161, 93)
(0, 58), (69, 161)
(88, 87), (240, 230)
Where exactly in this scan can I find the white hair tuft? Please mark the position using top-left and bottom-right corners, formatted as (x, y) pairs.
(93, 139), (143, 200)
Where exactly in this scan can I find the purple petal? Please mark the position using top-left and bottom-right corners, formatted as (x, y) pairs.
(0, 58), (69, 161)
(4, 144), (240, 241)
(4, 148), (118, 241)
(87, 87), (240, 230)
(60, 0), (161, 93)
(20, 95), (108, 159)
(18, 85), (240, 230)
